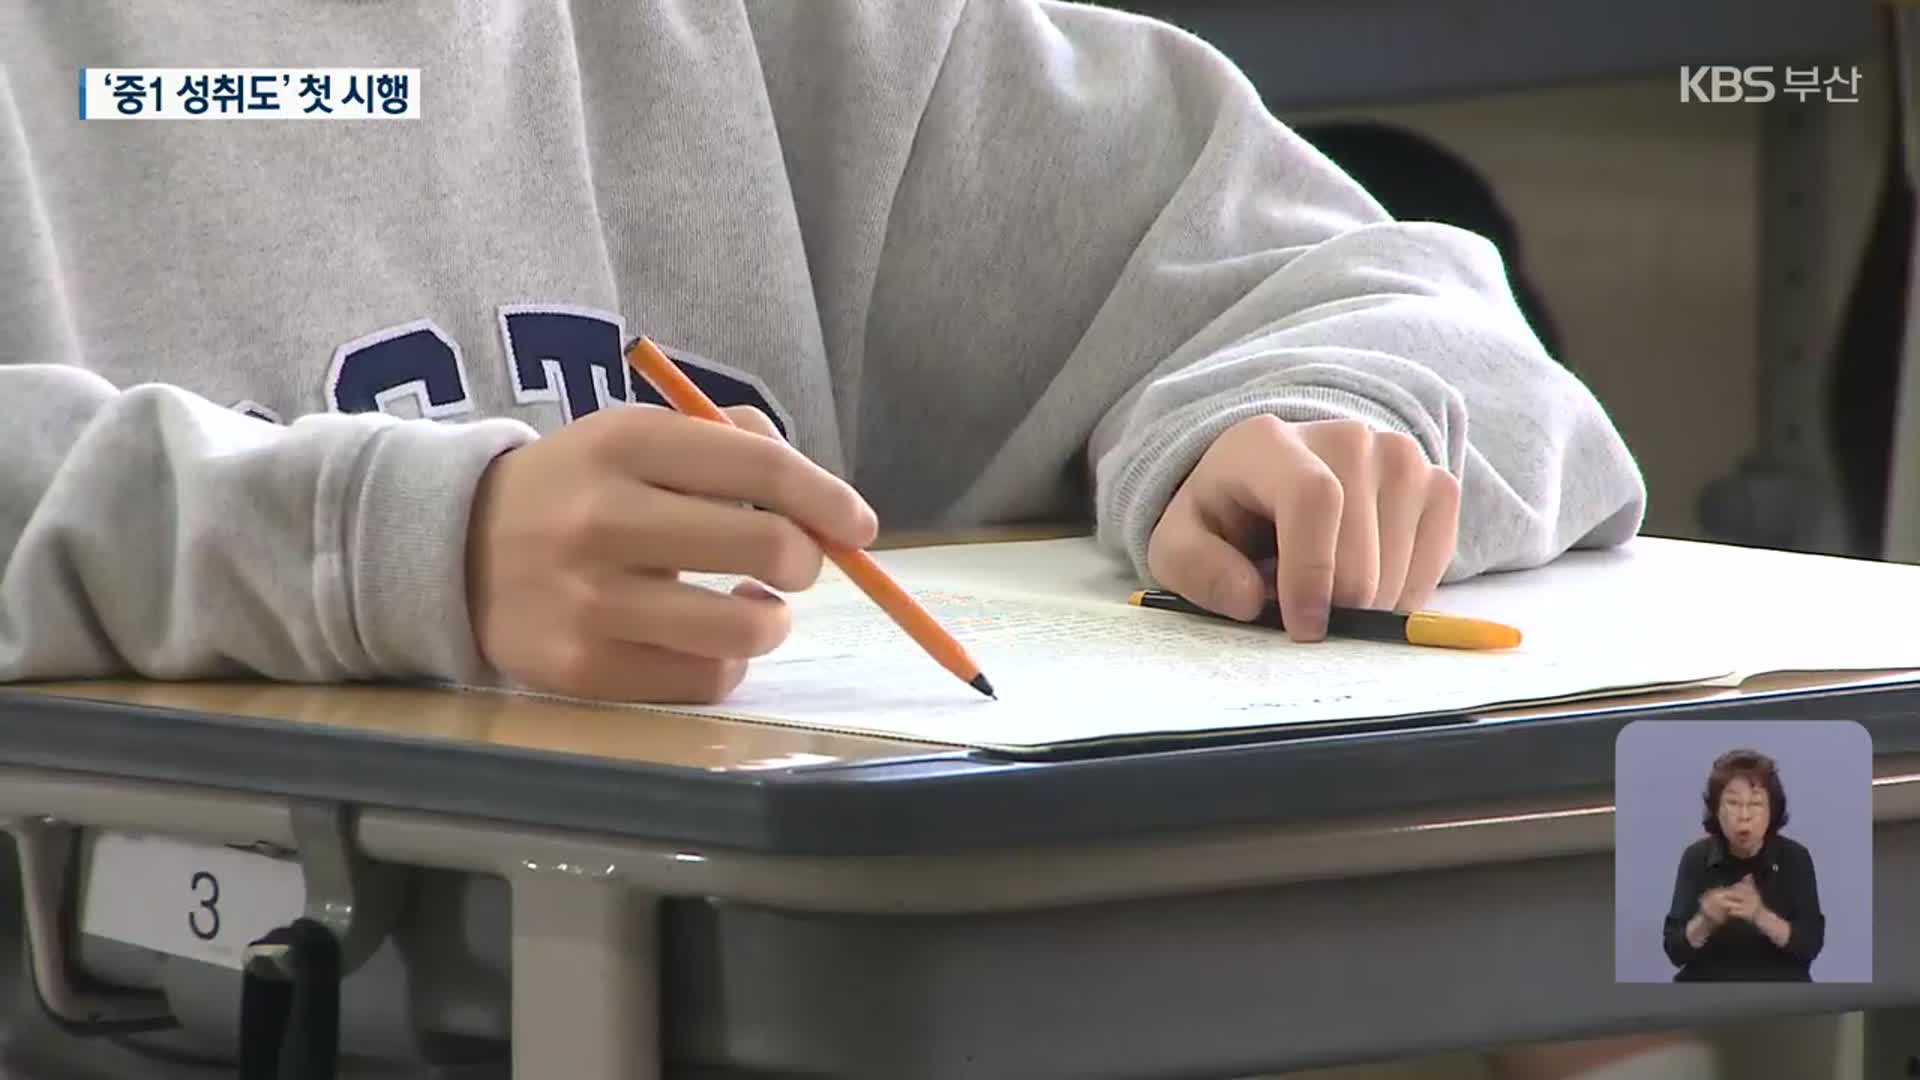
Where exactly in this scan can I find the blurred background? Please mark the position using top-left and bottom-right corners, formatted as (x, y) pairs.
(1110, 0), (1902, 563)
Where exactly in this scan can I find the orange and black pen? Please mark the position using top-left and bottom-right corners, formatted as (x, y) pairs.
(624, 337), (996, 699)
(1127, 589), (1522, 650)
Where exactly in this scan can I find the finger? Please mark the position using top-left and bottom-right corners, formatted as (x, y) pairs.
(1196, 417), (1339, 639)
(586, 405), (877, 548)
(1268, 463), (1344, 642)
(1146, 495), (1267, 620)
(713, 407), (787, 515)
(544, 635), (748, 704)
(1370, 434), (1431, 610)
(723, 404), (784, 441)
(1395, 467), (1461, 611)
(580, 485), (828, 592)
(1298, 423), (1381, 609)
(582, 572), (794, 660)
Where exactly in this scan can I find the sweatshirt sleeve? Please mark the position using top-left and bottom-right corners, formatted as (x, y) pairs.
(0, 366), (536, 684)
(777, 0), (1646, 583)
(0, 58), (536, 687)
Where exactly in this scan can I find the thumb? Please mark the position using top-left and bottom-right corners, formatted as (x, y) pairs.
(1148, 518), (1266, 622)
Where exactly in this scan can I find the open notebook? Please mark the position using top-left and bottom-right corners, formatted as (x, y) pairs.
(579, 536), (1920, 753)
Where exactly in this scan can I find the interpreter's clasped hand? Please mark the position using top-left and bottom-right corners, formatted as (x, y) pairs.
(1723, 875), (1763, 923)
(1146, 417), (1462, 640)
(1697, 887), (1734, 926)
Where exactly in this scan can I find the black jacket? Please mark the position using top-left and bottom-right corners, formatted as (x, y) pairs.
(1662, 834), (1824, 982)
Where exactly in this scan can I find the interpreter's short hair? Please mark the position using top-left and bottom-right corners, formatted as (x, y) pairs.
(1701, 748), (1789, 840)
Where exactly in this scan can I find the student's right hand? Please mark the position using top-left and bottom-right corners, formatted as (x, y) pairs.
(463, 404), (877, 703)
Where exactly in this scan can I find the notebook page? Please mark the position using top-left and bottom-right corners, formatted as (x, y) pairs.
(869, 536), (1920, 675)
(1417, 540), (1920, 676)
(676, 542), (1735, 749)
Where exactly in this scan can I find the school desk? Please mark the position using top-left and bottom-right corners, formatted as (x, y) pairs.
(2, 538), (1920, 1079)
(1120, 0), (1877, 556)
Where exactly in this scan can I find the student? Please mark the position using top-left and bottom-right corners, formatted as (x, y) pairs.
(1, 2), (1678, 1078)
(0, 0), (1646, 700)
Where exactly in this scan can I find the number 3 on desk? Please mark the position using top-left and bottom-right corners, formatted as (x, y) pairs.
(188, 869), (221, 941)
(79, 833), (306, 971)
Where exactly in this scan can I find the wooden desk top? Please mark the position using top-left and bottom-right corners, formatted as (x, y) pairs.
(4, 527), (1071, 773)
(7, 527), (1919, 776)
(12, 668), (1913, 774)
(8, 525), (1920, 853)
(9, 678), (940, 770)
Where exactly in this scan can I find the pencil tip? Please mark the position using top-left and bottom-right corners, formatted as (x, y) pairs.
(969, 673), (997, 700)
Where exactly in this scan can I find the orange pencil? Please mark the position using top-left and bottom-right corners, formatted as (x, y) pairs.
(623, 337), (996, 700)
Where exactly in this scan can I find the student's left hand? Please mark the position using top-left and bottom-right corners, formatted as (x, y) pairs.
(1147, 416), (1460, 641)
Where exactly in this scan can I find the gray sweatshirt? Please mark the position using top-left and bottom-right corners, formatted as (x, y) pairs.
(0, 0), (1645, 686)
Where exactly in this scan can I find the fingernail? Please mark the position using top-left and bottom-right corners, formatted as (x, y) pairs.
(734, 581), (786, 603)
(1292, 602), (1329, 640)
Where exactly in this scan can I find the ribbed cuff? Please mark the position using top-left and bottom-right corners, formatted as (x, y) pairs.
(340, 417), (538, 683)
(1098, 387), (1425, 585)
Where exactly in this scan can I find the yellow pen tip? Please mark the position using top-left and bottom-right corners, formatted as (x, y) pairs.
(1407, 612), (1523, 650)
(1126, 590), (1147, 606)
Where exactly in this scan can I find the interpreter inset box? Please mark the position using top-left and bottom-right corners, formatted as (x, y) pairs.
(1613, 719), (1872, 983)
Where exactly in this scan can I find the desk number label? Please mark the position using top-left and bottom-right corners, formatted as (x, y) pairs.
(189, 870), (221, 940)
(79, 833), (306, 971)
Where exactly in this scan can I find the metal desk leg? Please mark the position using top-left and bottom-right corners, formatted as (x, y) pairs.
(1887, 5), (1920, 564)
(510, 876), (660, 1080)
(1698, 90), (1844, 553)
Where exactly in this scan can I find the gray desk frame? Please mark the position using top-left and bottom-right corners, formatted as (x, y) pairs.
(2, 677), (1918, 1079)
(5, 756), (1920, 1079)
